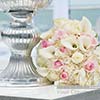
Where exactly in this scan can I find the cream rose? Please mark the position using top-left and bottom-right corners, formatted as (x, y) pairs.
(72, 52), (84, 64)
(47, 70), (60, 81)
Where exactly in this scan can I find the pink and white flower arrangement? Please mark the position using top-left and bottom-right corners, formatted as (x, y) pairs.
(36, 17), (100, 86)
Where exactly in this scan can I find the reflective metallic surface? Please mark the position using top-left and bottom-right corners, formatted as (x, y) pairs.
(1, 26), (40, 56)
(0, 24), (41, 86)
(0, 0), (52, 12)
(0, 0), (52, 86)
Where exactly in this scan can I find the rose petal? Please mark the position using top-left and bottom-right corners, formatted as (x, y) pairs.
(84, 60), (97, 72)
(53, 60), (63, 69)
(41, 40), (52, 48)
(60, 71), (69, 80)
(72, 52), (84, 64)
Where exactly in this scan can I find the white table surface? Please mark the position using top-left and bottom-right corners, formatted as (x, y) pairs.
(0, 85), (98, 100)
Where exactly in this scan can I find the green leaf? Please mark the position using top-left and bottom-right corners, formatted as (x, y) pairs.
(95, 33), (98, 38)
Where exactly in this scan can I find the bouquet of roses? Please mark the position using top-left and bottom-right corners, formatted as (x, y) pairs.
(36, 17), (100, 86)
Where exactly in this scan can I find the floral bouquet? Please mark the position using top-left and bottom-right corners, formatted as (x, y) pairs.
(35, 17), (100, 86)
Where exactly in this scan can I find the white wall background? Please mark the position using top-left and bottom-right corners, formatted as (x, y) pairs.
(71, 0), (100, 6)
(53, 0), (69, 18)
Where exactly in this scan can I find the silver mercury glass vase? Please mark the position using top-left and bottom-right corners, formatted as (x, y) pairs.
(0, 0), (52, 87)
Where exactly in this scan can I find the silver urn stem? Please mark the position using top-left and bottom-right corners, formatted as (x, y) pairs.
(0, 10), (42, 87)
(0, 0), (52, 87)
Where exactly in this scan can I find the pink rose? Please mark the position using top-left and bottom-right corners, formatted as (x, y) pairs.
(59, 46), (68, 53)
(41, 40), (52, 48)
(60, 71), (69, 80)
(53, 60), (63, 69)
(54, 30), (67, 40)
(91, 37), (98, 47)
(84, 60), (97, 72)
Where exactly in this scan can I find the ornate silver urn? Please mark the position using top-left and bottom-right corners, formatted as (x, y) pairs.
(0, 0), (52, 86)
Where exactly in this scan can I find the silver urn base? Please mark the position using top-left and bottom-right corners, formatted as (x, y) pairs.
(0, 0), (52, 87)
(0, 23), (41, 87)
(0, 55), (39, 87)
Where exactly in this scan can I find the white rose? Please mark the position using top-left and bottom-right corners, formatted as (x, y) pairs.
(54, 18), (82, 35)
(47, 71), (60, 82)
(54, 48), (67, 58)
(54, 18), (69, 28)
(63, 20), (82, 35)
(72, 52), (84, 64)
